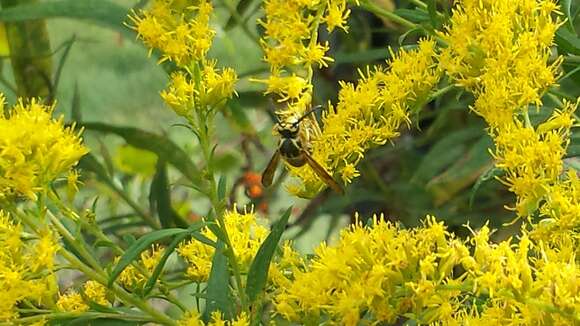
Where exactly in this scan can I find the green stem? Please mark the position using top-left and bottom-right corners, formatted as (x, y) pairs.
(427, 84), (456, 102)
(58, 250), (177, 326)
(188, 60), (248, 311)
(5, 312), (153, 325)
(47, 191), (188, 313)
(359, 0), (418, 30)
(13, 209), (176, 325)
(46, 211), (102, 271)
(218, 0), (261, 45)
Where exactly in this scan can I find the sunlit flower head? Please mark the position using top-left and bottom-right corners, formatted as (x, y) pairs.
(0, 97), (88, 200)
(178, 207), (268, 282)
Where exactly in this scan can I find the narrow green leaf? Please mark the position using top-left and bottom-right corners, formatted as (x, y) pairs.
(142, 231), (191, 295)
(469, 166), (503, 207)
(334, 48), (390, 64)
(224, 0), (254, 30)
(50, 35), (75, 101)
(246, 207), (292, 302)
(225, 100), (256, 134)
(0, 0), (131, 36)
(412, 127), (483, 184)
(555, 27), (580, 55)
(427, 0), (440, 29)
(70, 82), (82, 122)
(82, 122), (203, 186)
(393, 8), (430, 23)
(561, 0), (574, 30)
(204, 241), (233, 321)
(150, 160), (185, 228)
(217, 175), (227, 201)
(108, 227), (195, 286)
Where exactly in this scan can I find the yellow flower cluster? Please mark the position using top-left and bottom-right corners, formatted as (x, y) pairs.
(0, 96), (88, 200)
(178, 310), (249, 326)
(129, 0), (237, 117)
(271, 215), (580, 324)
(440, 0), (575, 223)
(177, 209), (268, 281)
(56, 280), (109, 312)
(288, 40), (441, 197)
(271, 216), (469, 324)
(0, 211), (59, 322)
(256, 0), (351, 116)
(129, 0), (214, 65)
(56, 291), (88, 313)
(118, 245), (164, 289)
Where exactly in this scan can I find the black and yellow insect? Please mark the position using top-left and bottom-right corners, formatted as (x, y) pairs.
(261, 107), (344, 194)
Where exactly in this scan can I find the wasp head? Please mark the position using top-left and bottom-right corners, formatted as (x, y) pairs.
(275, 120), (300, 138)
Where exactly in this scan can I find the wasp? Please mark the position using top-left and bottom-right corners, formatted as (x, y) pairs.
(261, 106), (344, 194)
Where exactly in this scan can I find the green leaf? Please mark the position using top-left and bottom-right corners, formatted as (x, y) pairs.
(224, 0), (254, 30)
(82, 122), (203, 186)
(246, 207), (292, 303)
(52, 35), (76, 99)
(0, 0), (131, 36)
(204, 241), (234, 321)
(217, 175), (227, 201)
(108, 227), (198, 286)
(225, 100), (256, 134)
(427, 0), (441, 29)
(142, 229), (191, 295)
(555, 27), (580, 55)
(561, 0), (574, 30)
(70, 82), (82, 122)
(469, 166), (503, 207)
(334, 48), (390, 64)
(393, 8), (430, 23)
(412, 127), (483, 184)
(426, 136), (493, 206)
(149, 160), (186, 228)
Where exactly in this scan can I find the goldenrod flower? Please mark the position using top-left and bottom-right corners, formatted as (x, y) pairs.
(287, 40), (441, 197)
(272, 215), (470, 325)
(0, 98), (88, 200)
(177, 208), (268, 282)
(257, 0), (351, 113)
(83, 280), (109, 306)
(178, 310), (203, 326)
(128, 0), (215, 66)
(129, 1), (237, 117)
(0, 211), (58, 322)
(118, 245), (164, 289)
(56, 290), (89, 312)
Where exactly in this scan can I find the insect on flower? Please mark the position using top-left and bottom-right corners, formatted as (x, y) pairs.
(262, 106), (344, 194)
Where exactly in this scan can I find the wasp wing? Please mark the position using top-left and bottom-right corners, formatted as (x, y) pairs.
(261, 150), (281, 187)
(302, 151), (344, 195)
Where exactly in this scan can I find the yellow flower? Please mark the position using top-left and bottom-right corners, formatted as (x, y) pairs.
(0, 98), (88, 200)
(83, 280), (108, 306)
(287, 40), (441, 197)
(0, 210), (58, 322)
(56, 290), (89, 312)
(178, 208), (268, 282)
(272, 214), (467, 324)
(178, 309), (203, 326)
(118, 245), (164, 289)
(257, 0), (351, 114)
(128, 0), (215, 66)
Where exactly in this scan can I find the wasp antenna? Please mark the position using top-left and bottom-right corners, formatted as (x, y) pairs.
(293, 105), (324, 126)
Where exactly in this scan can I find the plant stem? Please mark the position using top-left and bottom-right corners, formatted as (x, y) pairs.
(359, 0), (418, 30)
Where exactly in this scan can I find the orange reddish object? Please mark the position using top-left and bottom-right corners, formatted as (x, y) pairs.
(243, 171), (262, 185)
(247, 184), (263, 198)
